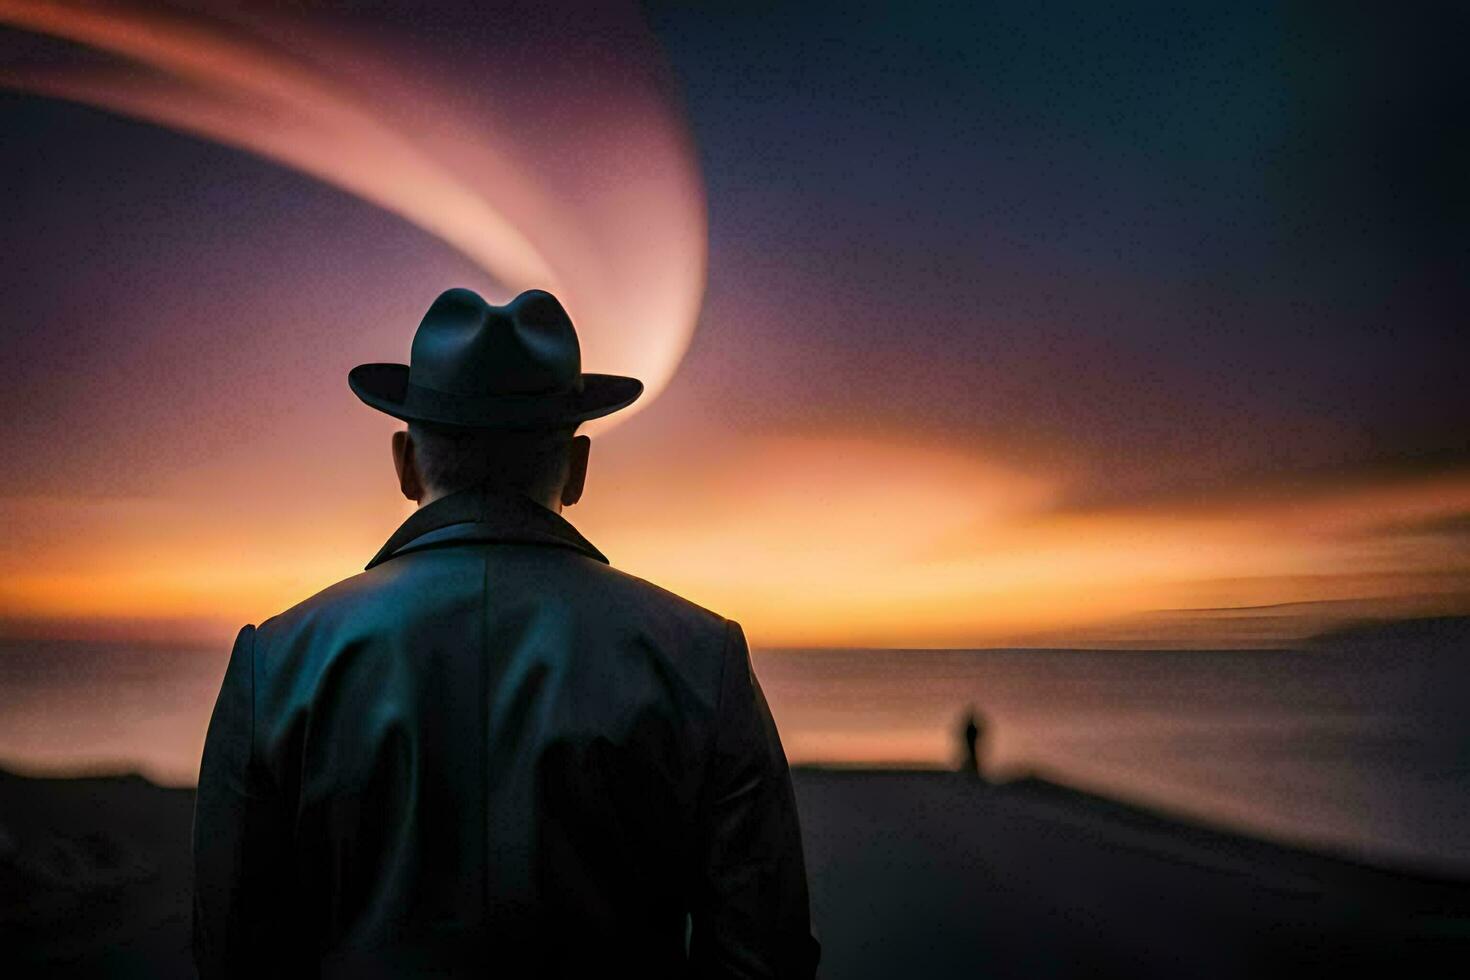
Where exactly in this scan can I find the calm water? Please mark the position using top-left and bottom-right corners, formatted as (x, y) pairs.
(1, 624), (1466, 874)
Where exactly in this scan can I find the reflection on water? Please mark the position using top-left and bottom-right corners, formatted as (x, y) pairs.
(0, 640), (225, 786)
(756, 626), (1470, 875)
(1, 620), (1465, 874)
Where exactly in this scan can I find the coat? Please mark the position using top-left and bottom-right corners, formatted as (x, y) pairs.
(191, 484), (820, 978)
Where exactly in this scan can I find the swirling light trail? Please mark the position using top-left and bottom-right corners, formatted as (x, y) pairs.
(0, 0), (707, 425)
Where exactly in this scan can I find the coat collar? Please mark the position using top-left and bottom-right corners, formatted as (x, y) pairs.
(364, 484), (609, 570)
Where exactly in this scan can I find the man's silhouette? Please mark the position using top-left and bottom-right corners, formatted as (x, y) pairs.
(192, 288), (820, 978)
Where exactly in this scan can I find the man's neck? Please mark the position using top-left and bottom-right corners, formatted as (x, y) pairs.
(418, 484), (560, 514)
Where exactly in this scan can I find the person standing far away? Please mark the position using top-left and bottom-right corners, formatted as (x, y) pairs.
(191, 288), (821, 978)
(959, 705), (986, 778)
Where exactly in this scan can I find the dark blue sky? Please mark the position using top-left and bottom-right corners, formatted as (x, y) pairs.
(1, 2), (1462, 506)
(642, 1), (1465, 502)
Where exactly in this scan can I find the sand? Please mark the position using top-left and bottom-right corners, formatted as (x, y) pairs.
(3, 766), (1467, 978)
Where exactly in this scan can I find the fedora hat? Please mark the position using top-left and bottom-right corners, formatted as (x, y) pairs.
(349, 287), (643, 428)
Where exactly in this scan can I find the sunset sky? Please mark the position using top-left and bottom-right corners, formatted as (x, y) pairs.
(0, 1), (1464, 649)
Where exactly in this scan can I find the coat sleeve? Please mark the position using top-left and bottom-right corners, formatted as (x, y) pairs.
(688, 619), (821, 979)
(192, 624), (300, 978)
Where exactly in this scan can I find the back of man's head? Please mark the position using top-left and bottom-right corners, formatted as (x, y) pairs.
(407, 419), (579, 504)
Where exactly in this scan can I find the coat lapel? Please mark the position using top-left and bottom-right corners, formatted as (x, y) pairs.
(364, 484), (609, 570)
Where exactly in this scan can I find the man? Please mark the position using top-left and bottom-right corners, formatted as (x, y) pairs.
(192, 288), (820, 978)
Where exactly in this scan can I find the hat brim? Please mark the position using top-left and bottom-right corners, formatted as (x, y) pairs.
(348, 362), (643, 428)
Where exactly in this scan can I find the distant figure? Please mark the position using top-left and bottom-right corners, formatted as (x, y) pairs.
(959, 704), (987, 778)
(191, 288), (820, 978)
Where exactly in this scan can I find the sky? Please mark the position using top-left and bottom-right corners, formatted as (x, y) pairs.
(0, 1), (1465, 649)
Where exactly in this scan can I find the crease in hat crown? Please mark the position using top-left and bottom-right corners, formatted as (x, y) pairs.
(348, 286), (644, 428)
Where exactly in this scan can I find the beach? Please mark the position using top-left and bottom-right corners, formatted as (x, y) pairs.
(4, 764), (1468, 977)
(3, 618), (1468, 975)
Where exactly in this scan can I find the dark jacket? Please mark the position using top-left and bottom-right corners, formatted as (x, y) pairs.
(192, 484), (820, 978)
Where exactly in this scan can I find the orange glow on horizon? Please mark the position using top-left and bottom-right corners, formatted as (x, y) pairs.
(3, 432), (1466, 650)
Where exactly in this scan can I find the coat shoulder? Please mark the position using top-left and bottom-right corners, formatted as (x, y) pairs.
(252, 563), (395, 645)
(576, 558), (732, 636)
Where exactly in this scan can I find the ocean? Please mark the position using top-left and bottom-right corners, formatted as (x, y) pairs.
(2, 620), (1466, 876)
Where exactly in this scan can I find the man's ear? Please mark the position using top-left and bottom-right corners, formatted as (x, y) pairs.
(391, 429), (426, 503)
(561, 434), (591, 507)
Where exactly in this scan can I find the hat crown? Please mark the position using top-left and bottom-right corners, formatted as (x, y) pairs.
(408, 288), (582, 396)
(347, 285), (642, 428)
